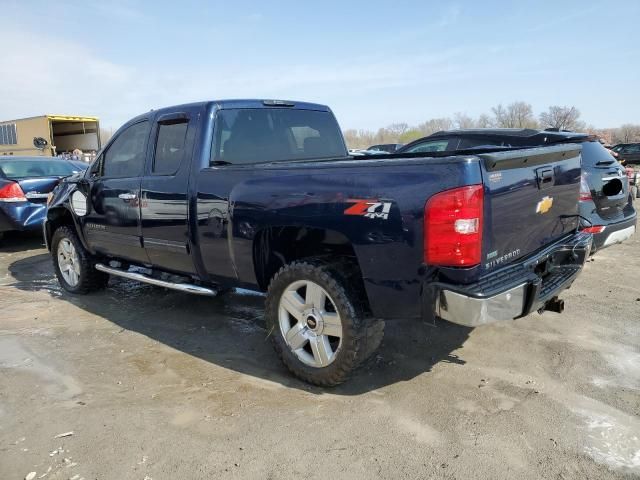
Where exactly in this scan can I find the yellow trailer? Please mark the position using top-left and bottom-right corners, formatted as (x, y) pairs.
(0, 115), (101, 157)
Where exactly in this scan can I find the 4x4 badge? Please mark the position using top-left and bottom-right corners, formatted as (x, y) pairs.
(345, 199), (392, 220)
(536, 196), (553, 214)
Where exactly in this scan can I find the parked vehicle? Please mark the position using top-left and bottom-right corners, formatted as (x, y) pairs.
(611, 143), (640, 165)
(45, 100), (592, 386)
(366, 143), (404, 153)
(0, 115), (101, 158)
(400, 129), (637, 252)
(0, 156), (86, 240)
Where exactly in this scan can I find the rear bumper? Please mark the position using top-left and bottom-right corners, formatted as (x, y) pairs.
(433, 232), (592, 327)
(0, 202), (47, 233)
(590, 214), (637, 250)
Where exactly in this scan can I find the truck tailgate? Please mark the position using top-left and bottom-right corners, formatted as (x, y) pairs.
(478, 144), (582, 271)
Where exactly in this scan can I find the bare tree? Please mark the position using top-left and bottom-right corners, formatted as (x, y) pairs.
(492, 101), (537, 128)
(616, 124), (640, 143)
(476, 113), (493, 128)
(386, 123), (410, 138)
(539, 106), (585, 131)
(418, 117), (453, 136)
(453, 112), (476, 129)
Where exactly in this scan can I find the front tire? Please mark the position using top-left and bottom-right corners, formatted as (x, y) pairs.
(265, 259), (383, 386)
(51, 225), (109, 294)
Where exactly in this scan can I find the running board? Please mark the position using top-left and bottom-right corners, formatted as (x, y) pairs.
(95, 263), (218, 296)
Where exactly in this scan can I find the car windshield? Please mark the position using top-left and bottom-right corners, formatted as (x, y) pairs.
(0, 159), (80, 179)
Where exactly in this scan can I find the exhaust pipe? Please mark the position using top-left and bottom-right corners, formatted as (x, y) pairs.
(542, 296), (564, 314)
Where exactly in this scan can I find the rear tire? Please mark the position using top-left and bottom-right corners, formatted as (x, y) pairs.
(265, 259), (384, 386)
(51, 225), (109, 294)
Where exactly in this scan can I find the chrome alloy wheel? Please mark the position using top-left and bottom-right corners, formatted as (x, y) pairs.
(278, 280), (343, 368)
(57, 238), (81, 287)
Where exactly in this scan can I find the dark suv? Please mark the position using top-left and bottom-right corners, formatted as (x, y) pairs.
(400, 129), (637, 251)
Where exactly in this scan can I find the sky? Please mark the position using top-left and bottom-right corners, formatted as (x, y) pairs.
(2, 0), (639, 131)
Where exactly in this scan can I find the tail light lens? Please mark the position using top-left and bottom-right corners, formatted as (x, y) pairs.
(424, 184), (483, 267)
(0, 182), (26, 202)
(579, 172), (592, 201)
(582, 226), (605, 234)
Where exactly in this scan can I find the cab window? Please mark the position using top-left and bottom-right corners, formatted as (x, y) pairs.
(153, 121), (188, 175)
(102, 121), (150, 178)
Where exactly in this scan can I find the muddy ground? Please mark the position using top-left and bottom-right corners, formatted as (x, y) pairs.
(0, 214), (638, 479)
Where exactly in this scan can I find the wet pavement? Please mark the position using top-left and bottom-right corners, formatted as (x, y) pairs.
(0, 219), (638, 479)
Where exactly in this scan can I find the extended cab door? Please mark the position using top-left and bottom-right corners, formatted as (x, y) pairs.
(83, 120), (151, 263)
(139, 109), (198, 274)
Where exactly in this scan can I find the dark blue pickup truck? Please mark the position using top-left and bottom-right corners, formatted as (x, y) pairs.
(44, 100), (592, 386)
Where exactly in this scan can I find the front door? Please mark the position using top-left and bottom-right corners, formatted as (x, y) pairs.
(83, 120), (151, 263)
(140, 109), (197, 274)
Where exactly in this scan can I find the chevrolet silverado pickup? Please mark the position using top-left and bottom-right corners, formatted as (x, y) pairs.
(44, 100), (592, 386)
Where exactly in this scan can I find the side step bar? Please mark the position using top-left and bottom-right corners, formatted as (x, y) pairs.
(95, 263), (218, 296)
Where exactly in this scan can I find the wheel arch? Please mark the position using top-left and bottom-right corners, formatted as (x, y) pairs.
(252, 225), (371, 311)
(45, 206), (89, 252)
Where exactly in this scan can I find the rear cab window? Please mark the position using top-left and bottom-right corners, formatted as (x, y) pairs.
(211, 108), (347, 165)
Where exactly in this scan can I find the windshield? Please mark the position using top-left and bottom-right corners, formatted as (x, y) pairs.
(0, 159), (81, 179)
(212, 108), (347, 164)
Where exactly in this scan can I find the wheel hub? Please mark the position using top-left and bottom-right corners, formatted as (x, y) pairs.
(278, 280), (343, 368)
(303, 308), (324, 334)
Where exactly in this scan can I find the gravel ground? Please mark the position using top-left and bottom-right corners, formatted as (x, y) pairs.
(0, 209), (638, 480)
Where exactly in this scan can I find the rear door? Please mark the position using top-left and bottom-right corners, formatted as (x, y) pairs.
(581, 141), (629, 221)
(140, 108), (199, 274)
(83, 120), (150, 263)
(478, 144), (582, 270)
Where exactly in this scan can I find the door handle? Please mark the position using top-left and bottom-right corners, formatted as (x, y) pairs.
(118, 193), (137, 200)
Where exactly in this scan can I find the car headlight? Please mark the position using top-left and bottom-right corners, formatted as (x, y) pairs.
(47, 192), (54, 206)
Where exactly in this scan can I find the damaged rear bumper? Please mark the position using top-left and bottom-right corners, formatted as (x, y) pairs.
(432, 232), (592, 327)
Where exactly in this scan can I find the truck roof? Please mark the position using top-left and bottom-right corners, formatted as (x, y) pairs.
(142, 99), (330, 116)
(123, 99), (333, 128)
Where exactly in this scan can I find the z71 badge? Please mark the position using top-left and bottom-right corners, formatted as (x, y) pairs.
(344, 199), (393, 220)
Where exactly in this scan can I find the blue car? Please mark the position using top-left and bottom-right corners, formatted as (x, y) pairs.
(0, 156), (87, 240)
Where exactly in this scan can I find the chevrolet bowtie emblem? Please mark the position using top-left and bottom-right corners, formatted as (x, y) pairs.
(536, 196), (553, 214)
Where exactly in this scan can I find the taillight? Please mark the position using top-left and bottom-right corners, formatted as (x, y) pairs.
(582, 226), (605, 234)
(579, 172), (592, 201)
(424, 184), (483, 267)
(0, 182), (26, 202)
